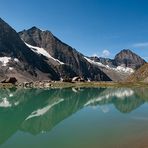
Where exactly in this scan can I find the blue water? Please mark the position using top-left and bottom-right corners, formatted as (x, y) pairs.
(0, 87), (148, 148)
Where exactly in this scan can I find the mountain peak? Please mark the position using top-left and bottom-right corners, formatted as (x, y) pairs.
(28, 26), (43, 32)
(120, 49), (134, 53)
(114, 49), (146, 69)
(30, 26), (40, 30)
(27, 26), (52, 34)
(18, 26), (54, 48)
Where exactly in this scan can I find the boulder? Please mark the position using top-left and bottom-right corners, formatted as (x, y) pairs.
(1, 77), (17, 84)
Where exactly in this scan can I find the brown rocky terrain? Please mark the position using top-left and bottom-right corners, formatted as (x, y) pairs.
(126, 63), (148, 83)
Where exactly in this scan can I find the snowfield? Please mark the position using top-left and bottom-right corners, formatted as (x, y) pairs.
(25, 43), (64, 65)
(0, 57), (19, 66)
(84, 57), (134, 74)
(0, 57), (11, 66)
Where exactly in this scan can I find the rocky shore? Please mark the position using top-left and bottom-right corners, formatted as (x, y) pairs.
(0, 80), (147, 89)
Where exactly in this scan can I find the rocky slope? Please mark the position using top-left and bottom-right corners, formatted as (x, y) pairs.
(126, 63), (148, 83)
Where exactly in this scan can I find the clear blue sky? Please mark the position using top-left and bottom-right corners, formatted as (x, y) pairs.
(0, 0), (148, 61)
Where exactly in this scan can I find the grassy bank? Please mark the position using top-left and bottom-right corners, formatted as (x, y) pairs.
(49, 81), (148, 88)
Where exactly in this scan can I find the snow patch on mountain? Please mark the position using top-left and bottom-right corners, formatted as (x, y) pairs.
(0, 57), (11, 66)
(25, 43), (64, 65)
(84, 57), (134, 73)
(14, 58), (19, 62)
(116, 66), (134, 73)
(9, 67), (14, 70)
(0, 57), (19, 66)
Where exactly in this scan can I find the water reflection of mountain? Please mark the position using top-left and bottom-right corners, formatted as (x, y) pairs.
(0, 87), (147, 145)
(84, 88), (145, 113)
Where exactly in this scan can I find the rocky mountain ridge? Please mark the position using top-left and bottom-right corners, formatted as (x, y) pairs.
(0, 18), (146, 82)
(85, 49), (146, 81)
(0, 18), (111, 82)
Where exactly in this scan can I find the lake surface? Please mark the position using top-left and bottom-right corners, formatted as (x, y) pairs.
(0, 87), (148, 148)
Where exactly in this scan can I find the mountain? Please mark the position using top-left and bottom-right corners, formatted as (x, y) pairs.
(0, 18), (146, 82)
(0, 18), (60, 82)
(126, 63), (148, 83)
(19, 27), (146, 82)
(18, 26), (111, 81)
(0, 18), (112, 82)
(114, 49), (146, 69)
(86, 49), (146, 81)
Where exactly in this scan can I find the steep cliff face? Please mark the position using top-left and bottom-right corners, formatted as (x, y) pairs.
(19, 27), (111, 81)
(114, 49), (146, 69)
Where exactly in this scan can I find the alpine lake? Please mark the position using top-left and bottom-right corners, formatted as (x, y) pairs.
(0, 86), (148, 148)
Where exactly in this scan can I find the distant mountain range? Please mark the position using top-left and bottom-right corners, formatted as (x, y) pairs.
(0, 18), (146, 82)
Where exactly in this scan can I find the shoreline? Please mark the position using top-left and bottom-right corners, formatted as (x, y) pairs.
(0, 81), (147, 89)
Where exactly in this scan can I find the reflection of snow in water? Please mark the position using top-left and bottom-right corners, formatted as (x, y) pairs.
(9, 93), (13, 97)
(113, 89), (134, 99)
(84, 88), (134, 106)
(72, 88), (78, 93)
(0, 98), (12, 107)
(72, 88), (84, 93)
(99, 106), (110, 113)
(25, 99), (64, 120)
(14, 101), (19, 106)
(0, 93), (20, 107)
